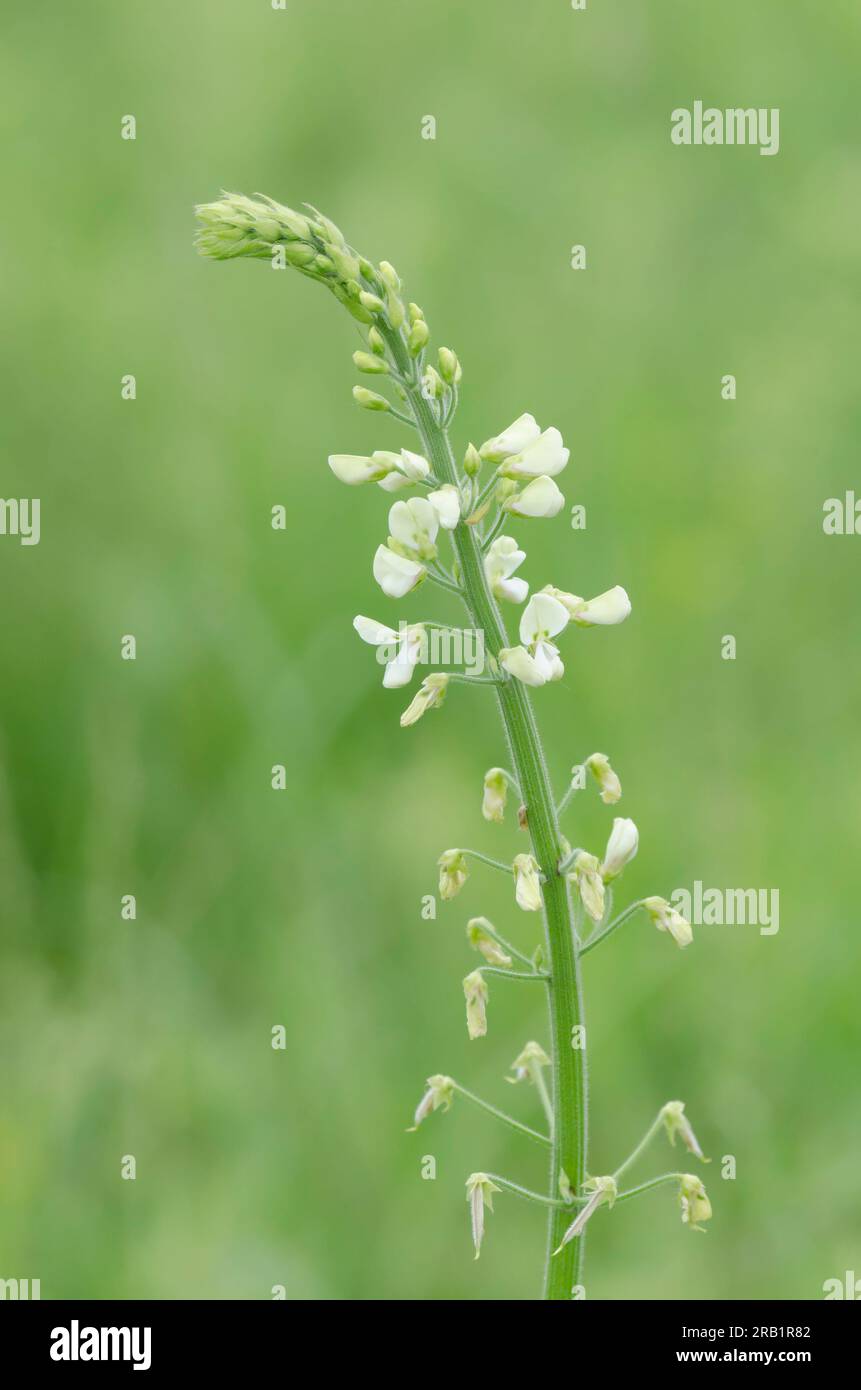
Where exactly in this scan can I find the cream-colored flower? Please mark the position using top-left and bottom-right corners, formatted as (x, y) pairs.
(438, 849), (469, 900)
(500, 426), (569, 480)
(482, 767), (508, 823)
(399, 672), (449, 727)
(484, 535), (529, 604)
(661, 1101), (707, 1161)
(503, 475), (565, 519)
(465, 1172), (502, 1258)
(513, 853), (543, 912)
(467, 917), (512, 968)
(353, 616), (424, 689)
(584, 752), (622, 804)
(601, 817), (639, 881)
(479, 413), (540, 463)
(554, 1176), (617, 1252)
(679, 1174), (712, 1231)
(372, 544), (425, 598)
(642, 895), (693, 948)
(508, 1040), (551, 1084)
(463, 970), (489, 1039)
(570, 851), (605, 922)
(409, 1074), (455, 1130)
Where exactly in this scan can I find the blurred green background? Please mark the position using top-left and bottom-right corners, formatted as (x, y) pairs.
(1, 0), (859, 1300)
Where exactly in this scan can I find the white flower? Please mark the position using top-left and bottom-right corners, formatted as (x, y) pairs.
(601, 817), (639, 881)
(463, 969), (488, 1039)
(679, 1174), (712, 1231)
(376, 448), (432, 492)
(388, 496), (439, 559)
(484, 535), (529, 604)
(642, 895), (693, 949)
(482, 767), (508, 823)
(352, 615), (424, 689)
(479, 412), (540, 463)
(544, 584), (631, 627)
(499, 645), (546, 686)
(570, 851), (605, 922)
(409, 1074), (455, 1130)
(439, 849), (469, 900)
(400, 672), (449, 727)
(584, 752), (622, 804)
(504, 474), (565, 519)
(513, 853), (543, 912)
(500, 427), (569, 480)
(428, 483), (461, 529)
(328, 453), (392, 485)
(519, 593), (569, 682)
(661, 1101), (707, 1161)
(373, 544), (425, 598)
(465, 1172), (502, 1259)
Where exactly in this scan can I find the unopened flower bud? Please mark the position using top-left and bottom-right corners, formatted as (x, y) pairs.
(438, 848), (468, 900)
(378, 260), (401, 292)
(463, 443), (482, 478)
(353, 386), (391, 412)
(678, 1174), (712, 1231)
(409, 318), (430, 355)
(463, 970), (488, 1040)
(467, 917), (512, 968)
(465, 1172), (501, 1259)
(601, 817), (639, 881)
(409, 1073), (455, 1130)
(585, 752), (622, 805)
(642, 896), (693, 949)
(367, 326), (386, 356)
(661, 1101), (708, 1161)
(513, 853), (543, 912)
(438, 346), (461, 385)
(359, 290), (386, 315)
(422, 365), (444, 399)
(353, 349), (390, 375)
(408, 302), (425, 324)
(570, 851), (605, 923)
(482, 768), (508, 823)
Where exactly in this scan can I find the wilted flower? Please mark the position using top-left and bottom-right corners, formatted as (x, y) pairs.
(463, 970), (489, 1039)
(570, 851), (605, 922)
(554, 1176), (617, 1253)
(484, 535), (529, 604)
(678, 1174), (712, 1232)
(353, 616), (424, 689)
(642, 895), (693, 949)
(467, 917), (512, 968)
(409, 1074), (455, 1130)
(465, 1172), (502, 1258)
(513, 853), (543, 912)
(661, 1101), (707, 1161)
(400, 672), (449, 727)
(508, 1040), (551, 1084)
(601, 817), (639, 881)
(439, 849), (469, 900)
(585, 752), (622, 804)
(482, 767), (508, 823)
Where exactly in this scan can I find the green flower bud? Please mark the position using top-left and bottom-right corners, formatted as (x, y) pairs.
(378, 260), (401, 292)
(359, 290), (386, 315)
(367, 327), (386, 356)
(463, 443), (482, 478)
(438, 346), (461, 385)
(422, 366), (444, 399)
(408, 302), (425, 324)
(408, 318), (430, 356)
(352, 386), (390, 412)
(353, 350), (390, 375)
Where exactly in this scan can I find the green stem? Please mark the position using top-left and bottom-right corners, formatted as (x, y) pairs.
(384, 327), (588, 1301)
(580, 900), (643, 959)
(612, 1111), (664, 1182)
(484, 1174), (577, 1209)
(452, 1083), (550, 1149)
(480, 965), (549, 982)
(615, 1173), (683, 1206)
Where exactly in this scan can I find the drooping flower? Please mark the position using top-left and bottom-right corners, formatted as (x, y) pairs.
(438, 849), (469, 900)
(499, 426), (569, 480)
(554, 1176), (617, 1253)
(484, 535), (529, 604)
(661, 1101), (707, 1161)
(353, 616), (425, 689)
(678, 1174), (712, 1231)
(465, 1172), (502, 1259)
(601, 817), (639, 881)
(409, 1074), (455, 1130)
(463, 970), (489, 1039)
(482, 767), (508, 823)
(508, 1040), (551, 1084)
(513, 853), (543, 912)
(642, 896), (693, 948)
(467, 917), (512, 968)
(543, 584), (631, 627)
(427, 484), (461, 529)
(584, 752), (622, 804)
(373, 544), (426, 598)
(400, 672), (449, 727)
(519, 593), (569, 682)
(503, 475), (565, 519)
(479, 413), (541, 463)
(570, 851), (605, 923)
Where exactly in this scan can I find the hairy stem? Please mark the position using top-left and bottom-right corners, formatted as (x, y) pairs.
(384, 329), (588, 1300)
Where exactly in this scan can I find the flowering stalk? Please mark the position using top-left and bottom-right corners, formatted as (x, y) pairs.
(195, 192), (709, 1299)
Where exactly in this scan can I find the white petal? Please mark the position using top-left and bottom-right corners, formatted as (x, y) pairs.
(372, 544), (425, 598)
(505, 475), (565, 518)
(328, 453), (382, 485)
(574, 585), (632, 627)
(479, 412), (541, 463)
(519, 593), (569, 645)
(502, 427), (569, 479)
(353, 615), (398, 645)
(496, 575), (529, 604)
(428, 484), (461, 530)
(499, 645), (546, 686)
(388, 496), (439, 550)
(484, 535), (526, 584)
(398, 449), (431, 482)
